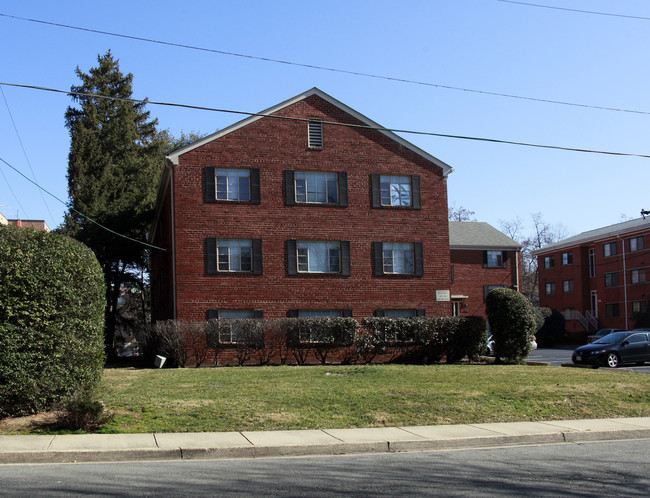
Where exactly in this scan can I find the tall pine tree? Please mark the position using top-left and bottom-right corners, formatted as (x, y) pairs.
(64, 51), (164, 358)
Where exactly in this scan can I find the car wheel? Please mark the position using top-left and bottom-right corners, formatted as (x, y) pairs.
(606, 353), (620, 368)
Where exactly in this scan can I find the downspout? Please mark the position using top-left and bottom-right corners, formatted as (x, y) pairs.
(167, 158), (178, 321)
(515, 249), (520, 293)
(620, 235), (628, 329)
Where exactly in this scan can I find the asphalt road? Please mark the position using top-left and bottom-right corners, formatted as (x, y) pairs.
(527, 345), (650, 373)
(2, 439), (649, 496)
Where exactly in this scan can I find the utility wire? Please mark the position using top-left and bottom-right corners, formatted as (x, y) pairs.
(2, 81), (650, 159)
(1, 86), (56, 225)
(1, 12), (649, 116)
(0, 163), (28, 219)
(0, 154), (167, 252)
(497, 0), (650, 21)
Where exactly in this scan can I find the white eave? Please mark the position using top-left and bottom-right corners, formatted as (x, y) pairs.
(165, 87), (453, 177)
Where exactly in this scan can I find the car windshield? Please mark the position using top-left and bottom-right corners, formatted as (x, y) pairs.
(592, 332), (629, 344)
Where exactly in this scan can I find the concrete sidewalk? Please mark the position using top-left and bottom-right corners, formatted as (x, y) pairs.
(2, 417), (650, 465)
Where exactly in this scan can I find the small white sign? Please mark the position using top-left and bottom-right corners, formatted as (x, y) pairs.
(436, 290), (451, 302)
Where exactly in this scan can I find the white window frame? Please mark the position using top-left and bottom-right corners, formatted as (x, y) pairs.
(214, 168), (250, 201)
(631, 268), (646, 284)
(296, 241), (341, 273)
(294, 171), (338, 204)
(589, 249), (596, 277)
(218, 310), (257, 343)
(379, 175), (412, 207)
(217, 239), (252, 272)
(604, 241), (617, 257)
(486, 250), (504, 268)
(382, 242), (415, 274)
(630, 236), (644, 252)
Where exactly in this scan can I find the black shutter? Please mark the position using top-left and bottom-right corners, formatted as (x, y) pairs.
(205, 167), (216, 203)
(253, 310), (264, 319)
(502, 251), (508, 267)
(414, 242), (424, 277)
(206, 238), (217, 274)
(340, 241), (351, 276)
(416, 309), (426, 317)
(287, 239), (297, 275)
(411, 175), (421, 210)
(371, 174), (381, 208)
(342, 309), (353, 318)
(338, 171), (348, 207)
(373, 242), (384, 276)
(483, 250), (488, 266)
(285, 170), (296, 205)
(252, 239), (263, 275)
(250, 168), (261, 204)
(287, 309), (299, 318)
(374, 309), (386, 317)
(207, 309), (219, 320)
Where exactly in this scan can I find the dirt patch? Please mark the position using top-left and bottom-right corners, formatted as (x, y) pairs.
(0, 411), (59, 435)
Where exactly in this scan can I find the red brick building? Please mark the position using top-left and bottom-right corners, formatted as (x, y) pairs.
(150, 88), (454, 324)
(535, 217), (650, 334)
(449, 222), (521, 319)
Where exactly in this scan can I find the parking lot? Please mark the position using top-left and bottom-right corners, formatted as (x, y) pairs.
(528, 346), (650, 373)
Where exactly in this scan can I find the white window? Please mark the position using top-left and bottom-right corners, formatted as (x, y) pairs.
(295, 171), (338, 204)
(380, 175), (411, 207)
(562, 252), (573, 265)
(630, 236), (644, 252)
(633, 301), (648, 314)
(563, 279), (574, 293)
(589, 249), (596, 278)
(605, 272), (618, 288)
(383, 242), (414, 274)
(215, 168), (250, 201)
(218, 310), (257, 343)
(308, 118), (323, 149)
(217, 239), (252, 272)
(604, 242), (617, 257)
(297, 241), (341, 273)
(544, 256), (554, 269)
(384, 309), (417, 318)
(486, 251), (504, 268)
(545, 283), (556, 296)
(631, 269), (646, 284)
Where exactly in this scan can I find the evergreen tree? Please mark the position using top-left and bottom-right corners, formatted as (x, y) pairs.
(63, 51), (165, 358)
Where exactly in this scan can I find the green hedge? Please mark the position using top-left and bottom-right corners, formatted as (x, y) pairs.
(0, 226), (105, 417)
(486, 288), (536, 363)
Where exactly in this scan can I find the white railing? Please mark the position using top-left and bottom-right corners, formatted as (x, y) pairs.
(562, 310), (598, 332)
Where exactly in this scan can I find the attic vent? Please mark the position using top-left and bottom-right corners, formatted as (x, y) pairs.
(308, 118), (323, 149)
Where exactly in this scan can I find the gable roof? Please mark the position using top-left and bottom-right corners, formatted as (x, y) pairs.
(165, 87), (453, 176)
(449, 222), (522, 250)
(534, 217), (650, 254)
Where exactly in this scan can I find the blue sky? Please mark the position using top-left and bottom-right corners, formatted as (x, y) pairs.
(1, 0), (649, 239)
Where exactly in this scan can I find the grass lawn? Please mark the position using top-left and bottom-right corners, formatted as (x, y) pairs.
(93, 364), (650, 434)
(3, 364), (650, 435)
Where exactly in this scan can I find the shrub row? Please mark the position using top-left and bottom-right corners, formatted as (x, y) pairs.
(137, 316), (486, 367)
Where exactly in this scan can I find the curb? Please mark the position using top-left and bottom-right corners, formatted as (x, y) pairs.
(2, 419), (650, 465)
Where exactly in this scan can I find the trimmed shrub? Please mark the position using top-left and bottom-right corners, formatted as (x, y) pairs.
(55, 391), (113, 431)
(486, 288), (536, 364)
(0, 226), (105, 417)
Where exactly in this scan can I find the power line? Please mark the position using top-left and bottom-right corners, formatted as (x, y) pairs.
(1, 12), (649, 117)
(0, 154), (167, 252)
(497, 0), (650, 21)
(1, 86), (56, 225)
(2, 81), (650, 160)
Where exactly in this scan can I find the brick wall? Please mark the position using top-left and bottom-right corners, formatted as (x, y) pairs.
(450, 249), (520, 318)
(152, 94), (452, 323)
